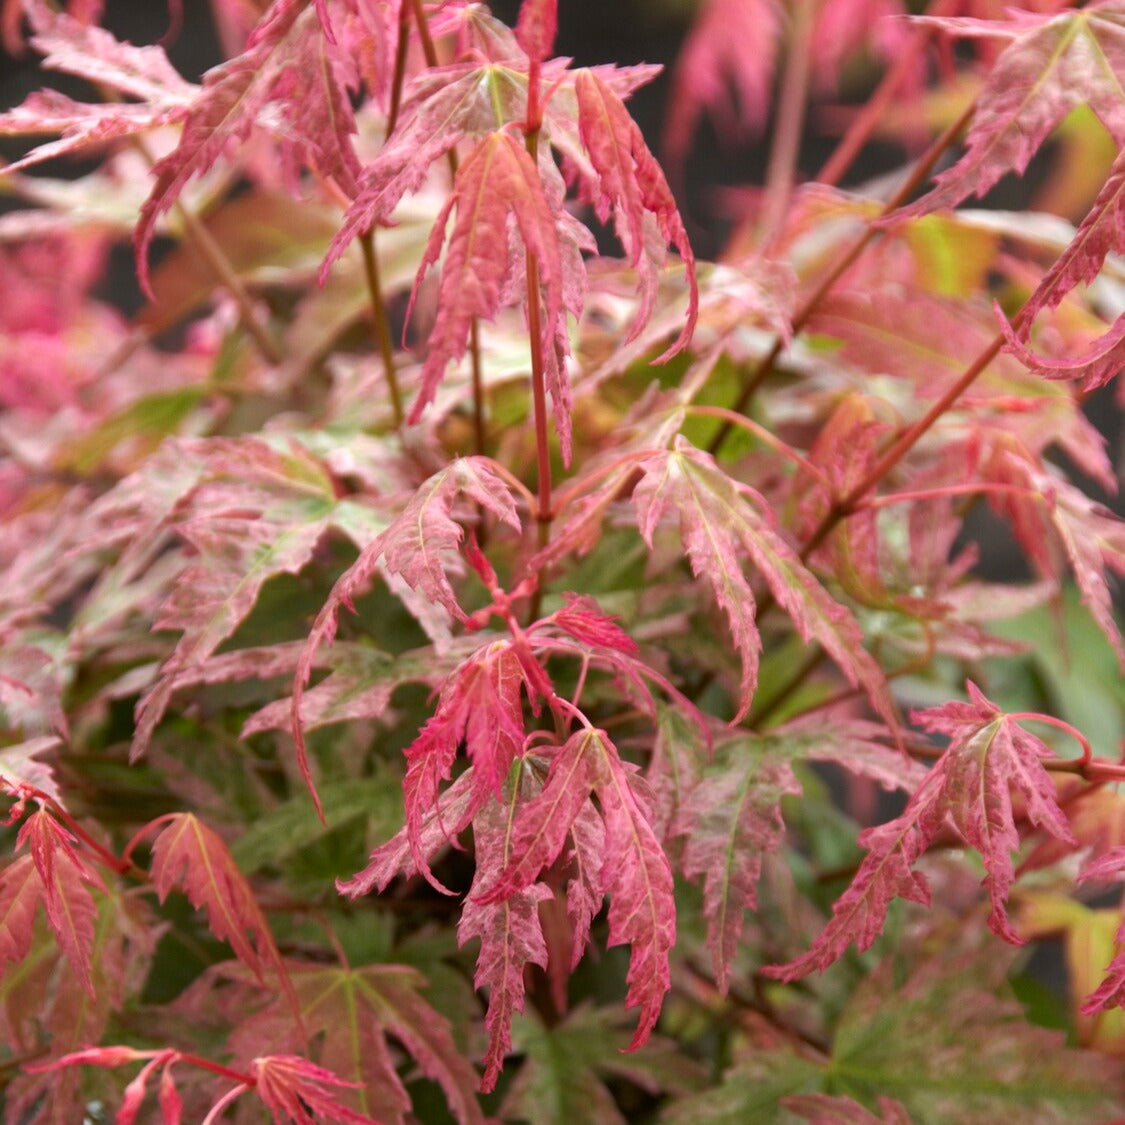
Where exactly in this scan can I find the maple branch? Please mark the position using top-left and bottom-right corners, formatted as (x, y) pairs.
(687, 405), (832, 489)
(799, 331), (1005, 563)
(408, 0), (440, 70)
(469, 319), (487, 459)
(387, 0), (412, 136)
(358, 228), (405, 428)
(815, 0), (959, 187)
(126, 137), (282, 366)
(859, 482), (1043, 510)
(756, 0), (815, 250)
(709, 99), (975, 456)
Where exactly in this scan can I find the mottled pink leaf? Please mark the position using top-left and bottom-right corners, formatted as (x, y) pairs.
(0, 854), (41, 972)
(136, 0), (363, 291)
(982, 437), (1125, 666)
(16, 808), (101, 996)
(897, 4), (1125, 218)
(766, 682), (1076, 980)
(406, 131), (571, 452)
(144, 812), (286, 988)
(401, 640), (531, 891)
(674, 747), (800, 993)
(459, 797), (552, 1092)
(574, 68), (697, 359)
(633, 439), (895, 727)
(1077, 847), (1125, 1013)
(514, 0), (557, 65)
(595, 744), (676, 1051)
(664, 0), (780, 168)
(292, 457), (520, 814)
(249, 1054), (379, 1124)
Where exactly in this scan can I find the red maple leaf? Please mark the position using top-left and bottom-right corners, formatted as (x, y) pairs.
(405, 131), (571, 448)
(292, 456), (520, 816)
(136, 812), (289, 992)
(473, 726), (675, 1056)
(459, 795), (552, 1093)
(766, 682), (1076, 980)
(14, 807), (103, 996)
(574, 68), (698, 359)
(250, 1054), (380, 1125)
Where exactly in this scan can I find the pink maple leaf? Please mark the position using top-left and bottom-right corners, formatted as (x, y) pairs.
(249, 1054), (380, 1125)
(574, 68), (698, 360)
(0, 854), (41, 974)
(0, 2), (194, 173)
(674, 748), (801, 994)
(405, 130), (573, 451)
(322, 60), (530, 274)
(633, 439), (895, 727)
(998, 148), (1125, 393)
(15, 807), (103, 996)
(136, 811), (288, 990)
(292, 458), (520, 816)
(339, 767), (486, 898)
(664, 0), (780, 171)
(401, 640), (534, 892)
(136, 0), (364, 292)
(1077, 847), (1125, 1013)
(474, 726), (674, 1055)
(545, 592), (640, 655)
(896, 3), (1125, 219)
(459, 796), (552, 1093)
(766, 682), (1076, 980)
(981, 436), (1125, 667)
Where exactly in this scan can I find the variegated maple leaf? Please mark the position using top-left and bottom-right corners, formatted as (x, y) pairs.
(766, 682), (1076, 980)
(9, 807), (103, 997)
(131, 436), (389, 762)
(573, 68), (698, 359)
(473, 726), (676, 1058)
(663, 0), (909, 170)
(133, 812), (290, 993)
(999, 147), (1125, 392)
(292, 457), (520, 814)
(674, 719), (923, 993)
(0, 2), (195, 172)
(136, 0), (367, 290)
(401, 638), (537, 892)
(1076, 847), (1125, 1013)
(460, 792), (553, 1093)
(980, 435), (1125, 667)
(632, 438), (895, 726)
(404, 131), (572, 445)
(897, 2), (1125, 219)
(219, 960), (486, 1125)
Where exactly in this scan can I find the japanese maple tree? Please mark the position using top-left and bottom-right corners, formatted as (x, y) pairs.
(1, 0), (1125, 1120)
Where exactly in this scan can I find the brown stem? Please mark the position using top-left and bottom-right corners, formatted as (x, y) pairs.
(387, 0), (412, 136)
(748, 647), (828, 728)
(816, 0), (959, 187)
(358, 229), (405, 427)
(709, 101), (975, 456)
(799, 332), (1003, 564)
(128, 138), (281, 365)
(757, 0), (815, 249)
